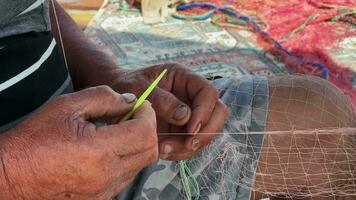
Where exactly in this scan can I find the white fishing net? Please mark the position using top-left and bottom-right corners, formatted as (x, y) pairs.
(188, 130), (356, 200)
(253, 129), (356, 199)
(179, 75), (356, 200)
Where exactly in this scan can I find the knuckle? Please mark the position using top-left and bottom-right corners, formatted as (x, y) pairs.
(95, 85), (117, 101)
(150, 91), (163, 103)
(151, 92), (171, 106)
(75, 121), (96, 139)
(95, 85), (115, 95)
(65, 111), (95, 139)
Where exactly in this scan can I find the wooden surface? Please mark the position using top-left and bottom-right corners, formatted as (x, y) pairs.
(58, 0), (105, 28)
(59, 0), (104, 10)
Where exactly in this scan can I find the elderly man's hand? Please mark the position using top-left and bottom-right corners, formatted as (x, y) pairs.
(112, 64), (228, 161)
(0, 86), (158, 200)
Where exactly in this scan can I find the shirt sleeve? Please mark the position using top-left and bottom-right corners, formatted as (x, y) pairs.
(0, 0), (50, 38)
(0, 0), (39, 27)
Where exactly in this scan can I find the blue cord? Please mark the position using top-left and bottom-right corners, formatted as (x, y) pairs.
(176, 3), (218, 10)
(175, 4), (329, 79)
(174, 3), (218, 21)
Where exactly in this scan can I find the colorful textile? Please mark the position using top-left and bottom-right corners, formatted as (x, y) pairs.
(177, 0), (356, 108)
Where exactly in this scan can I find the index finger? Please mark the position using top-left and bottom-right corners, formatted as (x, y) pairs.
(182, 72), (219, 133)
(96, 101), (158, 156)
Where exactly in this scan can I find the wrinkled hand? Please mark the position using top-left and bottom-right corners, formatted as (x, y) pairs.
(112, 64), (228, 160)
(0, 86), (158, 200)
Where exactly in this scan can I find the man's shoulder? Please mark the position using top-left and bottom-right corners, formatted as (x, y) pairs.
(0, 0), (50, 38)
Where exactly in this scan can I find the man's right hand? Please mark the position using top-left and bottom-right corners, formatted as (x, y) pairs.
(0, 86), (158, 200)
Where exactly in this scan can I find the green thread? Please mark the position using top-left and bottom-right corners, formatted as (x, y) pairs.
(226, 16), (248, 25)
(280, 10), (356, 42)
(280, 14), (319, 42)
(330, 11), (356, 22)
(113, 0), (140, 12)
(211, 14), (241, 28)
(211, 13), (268, 30)
(179, 160), (200, 200)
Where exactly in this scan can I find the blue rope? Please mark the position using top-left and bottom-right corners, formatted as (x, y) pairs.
(174, 3), (218, 21)
(175, 4), (329, 79)
(176, 3), (218, 10)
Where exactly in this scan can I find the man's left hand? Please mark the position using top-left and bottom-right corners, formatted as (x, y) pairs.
(111, 64), (228, 161)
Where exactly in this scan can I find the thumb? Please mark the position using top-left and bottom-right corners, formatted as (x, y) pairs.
(150, 87), (191, 126)
(63, 86), (137, 120)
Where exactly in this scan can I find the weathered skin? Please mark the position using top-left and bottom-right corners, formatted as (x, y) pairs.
(0, 87), (158, 200)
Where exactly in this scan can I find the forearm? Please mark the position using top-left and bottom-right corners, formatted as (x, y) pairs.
(49, 0), (123, 90)
(0, 154), (13, 199)
(0, 134), (20, 200)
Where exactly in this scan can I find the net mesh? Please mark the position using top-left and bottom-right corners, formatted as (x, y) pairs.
(185, 130), (356, 200)
(177, 75), (356, 200)
(253, 130), (356, 199)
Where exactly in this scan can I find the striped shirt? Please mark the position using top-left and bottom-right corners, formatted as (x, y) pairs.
(0, 0), (51, 38)
(0, 0), (73, 132)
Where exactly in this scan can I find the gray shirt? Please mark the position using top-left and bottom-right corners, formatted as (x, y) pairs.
(0, 0), (50, 38)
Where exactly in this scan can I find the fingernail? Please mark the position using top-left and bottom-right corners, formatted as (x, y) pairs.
(173, 105), (189, 121)
(192, 138), (200, 151)
(160, 144), (173, 160)
(122, 93), (136, 103)
(162, 144), (173, 154)
(193, 123), (201, 134)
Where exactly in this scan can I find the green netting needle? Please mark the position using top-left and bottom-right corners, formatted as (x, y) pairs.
(120, 69), (168, 122)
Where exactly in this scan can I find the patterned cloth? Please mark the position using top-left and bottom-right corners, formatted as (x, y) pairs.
(115, 75), (269, 200)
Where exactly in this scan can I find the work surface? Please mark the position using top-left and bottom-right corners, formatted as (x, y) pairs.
(82, 0), (356, 108)
(84, 3), (288, 78)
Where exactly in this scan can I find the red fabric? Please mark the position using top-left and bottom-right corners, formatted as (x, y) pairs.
(183, 0), (356, 108)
